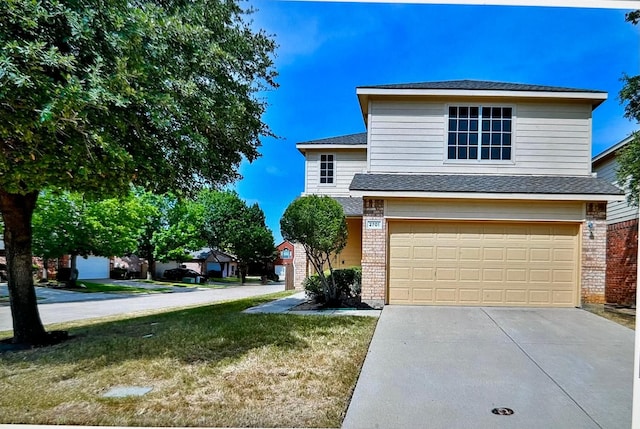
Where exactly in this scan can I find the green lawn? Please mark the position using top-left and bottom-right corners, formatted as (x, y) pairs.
(209, 276), (264, 284)
(71, 281), (173, 294)
(0, 292), (377, 428)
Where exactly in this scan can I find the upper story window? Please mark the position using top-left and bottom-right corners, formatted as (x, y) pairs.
(320, 154), (335, 184)
(280, 248), (291, 259)
(447, 106), (512, 161)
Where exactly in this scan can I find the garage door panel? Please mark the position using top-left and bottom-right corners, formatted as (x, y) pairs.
(483, 289), (505, 303)
(506, 248), (527, 261)
(507, 269), (527, 282)
(435, 268), (457, 281)
(505, 289), (527, 303)
(435, 288), (457, 302)
(482, 269), (504, 282)
(389, 221), (579, 307)
(412, 288), (434, 302)
(459, 247), (481, 261)
(459, 289), (481, 303)
(460, 268), (481, 281)
(436, 247), (457, 260)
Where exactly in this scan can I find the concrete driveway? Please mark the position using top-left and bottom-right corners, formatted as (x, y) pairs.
(343, 306), (633, 429)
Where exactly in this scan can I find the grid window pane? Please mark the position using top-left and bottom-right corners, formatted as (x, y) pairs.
(320, 154), (334, 184)
(448, 105), (512, 161)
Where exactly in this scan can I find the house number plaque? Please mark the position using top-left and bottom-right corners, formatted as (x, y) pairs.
(366, 220), (383, 230)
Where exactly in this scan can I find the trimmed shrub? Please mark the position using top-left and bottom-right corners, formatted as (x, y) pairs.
(303, 267), (362, 305)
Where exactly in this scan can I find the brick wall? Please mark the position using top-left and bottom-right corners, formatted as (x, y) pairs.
(292, 241), (308, 290)
(581, 202), (607, 304)
(605, 218), (638, 306)
(361, 199), (386, 308)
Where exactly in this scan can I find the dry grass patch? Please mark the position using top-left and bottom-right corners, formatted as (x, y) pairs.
(583, 303), (635, 330)
(0, 293), (377, 428)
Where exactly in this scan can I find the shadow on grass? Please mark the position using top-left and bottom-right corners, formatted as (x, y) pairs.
(0, 293), (368, 369)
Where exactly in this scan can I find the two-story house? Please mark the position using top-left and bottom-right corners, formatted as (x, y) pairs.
(592, 135), (638, 307)
(294, 80), (624, 308)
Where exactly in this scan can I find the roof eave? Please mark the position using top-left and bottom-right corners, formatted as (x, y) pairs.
(356, 88), (607, 113)
(349, 190), (624, 202)
(296, 143), (367, 152)
(593, 134), (635, 166)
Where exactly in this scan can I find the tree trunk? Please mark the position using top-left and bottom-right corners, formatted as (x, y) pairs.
(42, 258), (48, 280)
(0, 190), (47, 344)
(240, 264), (247, 284)
(69, 254), (78, 288)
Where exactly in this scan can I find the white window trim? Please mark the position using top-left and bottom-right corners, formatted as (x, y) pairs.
(443, 103), (516, 165)
(319, 153), (337, 187)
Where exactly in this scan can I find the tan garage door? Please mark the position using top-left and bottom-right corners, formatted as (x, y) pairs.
(388, 222), (579, 307)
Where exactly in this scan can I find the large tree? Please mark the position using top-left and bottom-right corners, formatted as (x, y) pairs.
(152, 197), (206, 265)
(617, 11), (640, 205)
(200, 190), (275, 283)
(32, 190), (151, 285)
(0, 0), (276, 344)
(280, 195), (347, 303)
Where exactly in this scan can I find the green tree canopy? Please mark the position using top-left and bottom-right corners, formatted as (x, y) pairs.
(32, 189), (152, 284)
(616, 11), (640, 206)
(152, 197), (206, 264)
(0, 0), (277, 344)
(280, 195), (347, 302)
(201, 190), (275, 283)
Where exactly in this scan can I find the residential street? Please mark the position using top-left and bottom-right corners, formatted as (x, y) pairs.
(0, 281), (285, 332)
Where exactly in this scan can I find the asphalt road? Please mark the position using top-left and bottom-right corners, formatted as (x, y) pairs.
(0, 281), (285, 332)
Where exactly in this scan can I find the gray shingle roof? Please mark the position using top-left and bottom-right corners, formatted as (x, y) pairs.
(349, 174), (623, 196)
(332, 197), (363, 216)
(298, 132), (367, 146)
(357, 80), (605, 94)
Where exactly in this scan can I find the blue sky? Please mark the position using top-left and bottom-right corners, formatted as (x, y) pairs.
(231, 2), (639, 243)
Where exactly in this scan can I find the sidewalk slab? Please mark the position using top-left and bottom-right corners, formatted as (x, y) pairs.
(244, 292), (382, 317)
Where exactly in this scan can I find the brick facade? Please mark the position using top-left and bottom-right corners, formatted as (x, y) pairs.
(292, 241), (308, 290)
(605, 218), (638, 306)
(581, 202), (608, 304)
(361, 199), (386, 308)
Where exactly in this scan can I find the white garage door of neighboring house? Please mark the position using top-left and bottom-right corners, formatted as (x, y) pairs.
(76, 256), (110, 279)
(388, 221), (580, 307)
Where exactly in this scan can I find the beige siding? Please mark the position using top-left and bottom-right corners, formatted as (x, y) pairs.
(305, 149), (366, 196)
(385, 199), (585, 222)
(593, 157), (637, 224)
(332, 217), (362, 269)
(368, 100), (593, 176)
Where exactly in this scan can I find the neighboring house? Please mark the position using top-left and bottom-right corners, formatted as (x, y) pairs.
(295, 79), (623, 308)
(274, 240), (294, 279)
(75, 255), (110, 279)
(592, 135), (638, 307)
(154, 248), (238, 278)
(111, 254), (148, 279)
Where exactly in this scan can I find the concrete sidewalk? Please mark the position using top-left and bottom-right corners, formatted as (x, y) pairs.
(342, 306), (634, 429)
(243, 291), (382, 317)
(0, 283), (284, 331)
